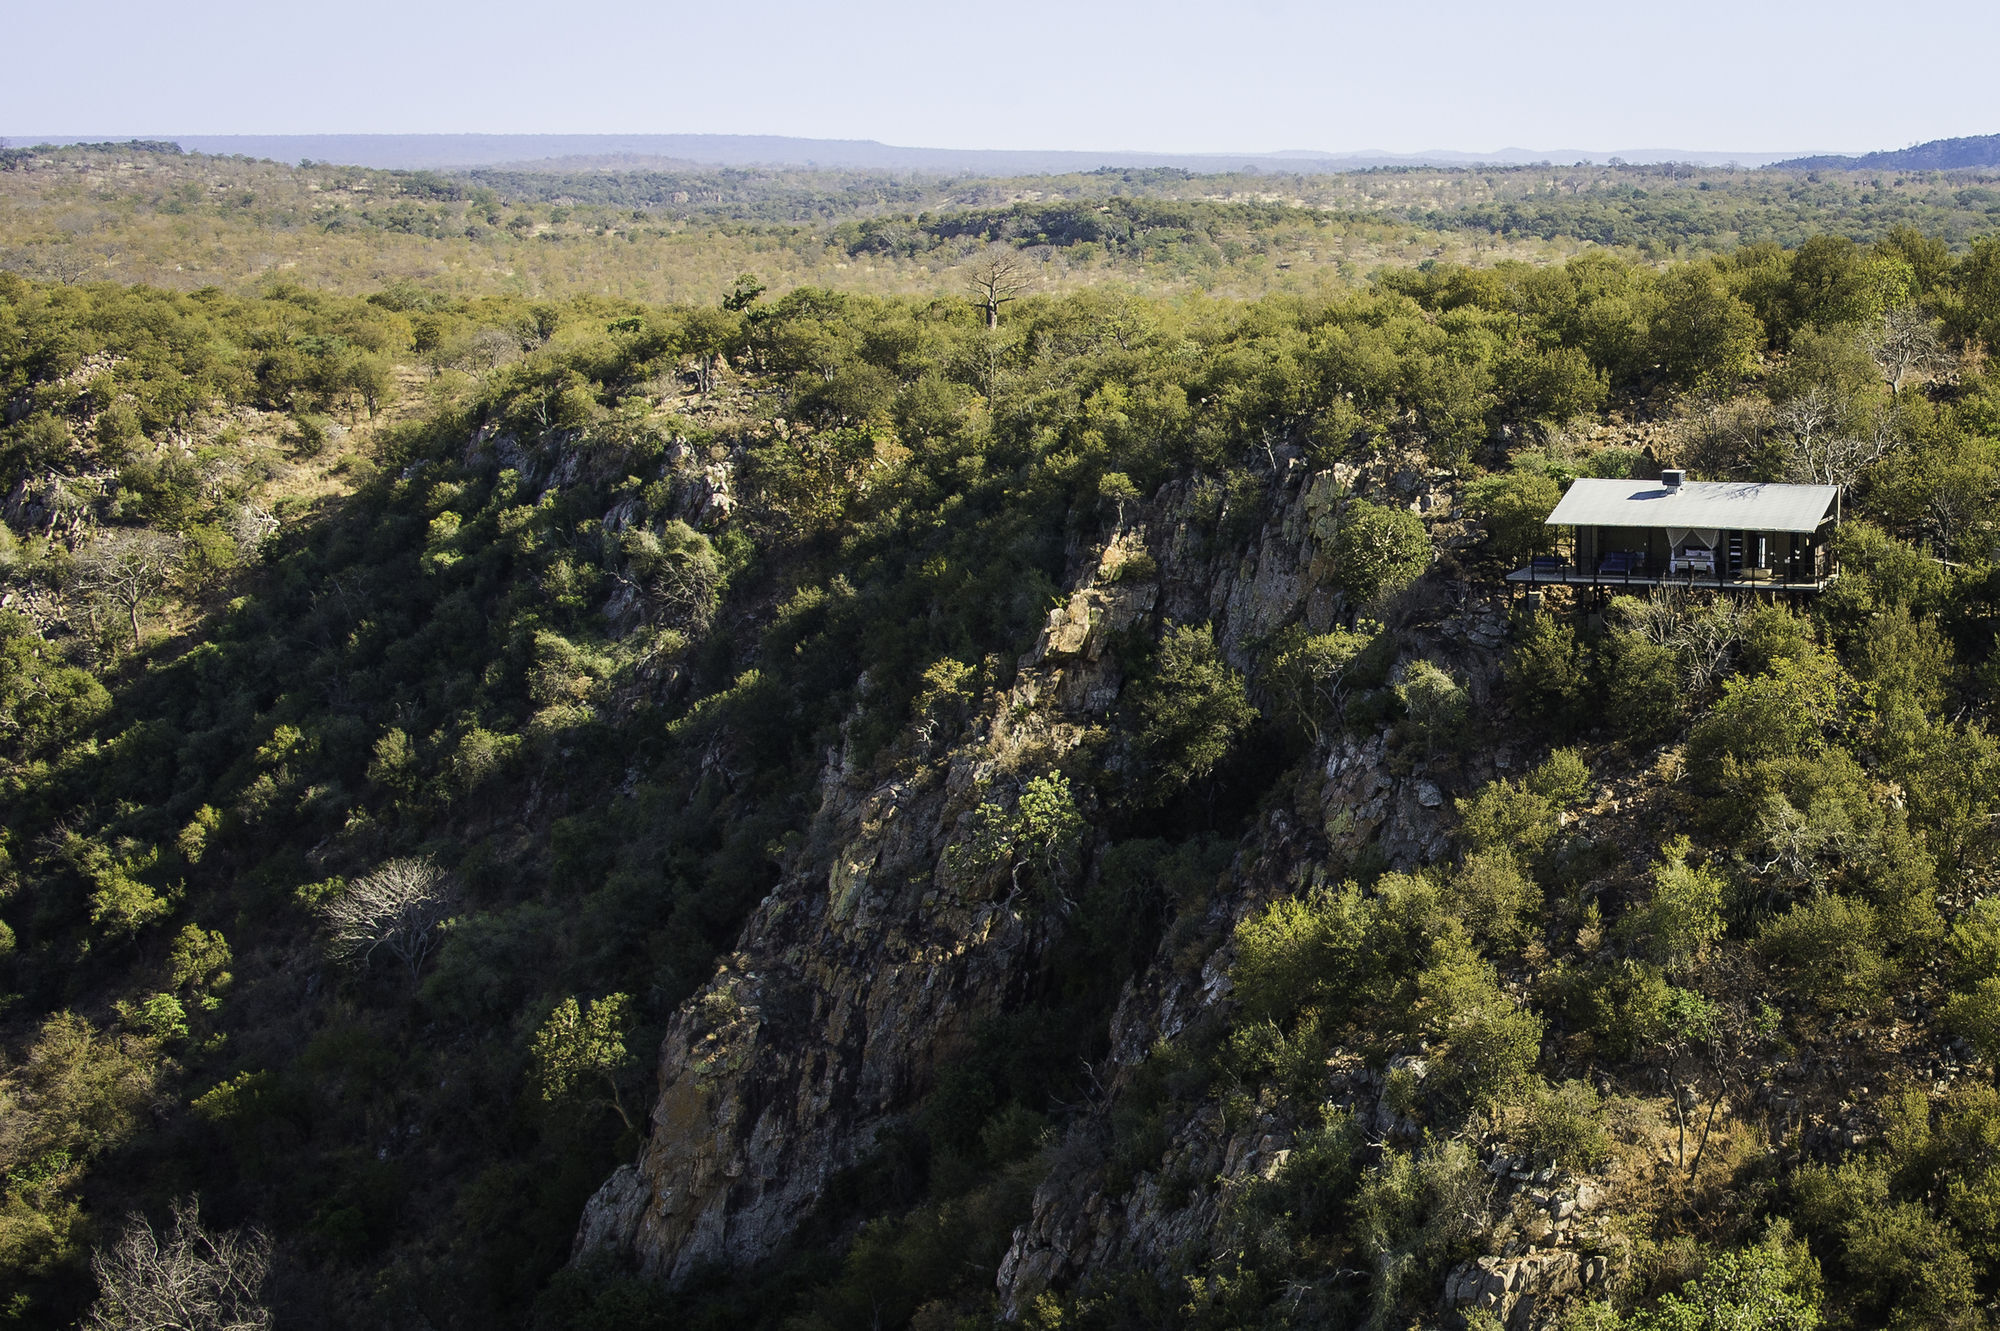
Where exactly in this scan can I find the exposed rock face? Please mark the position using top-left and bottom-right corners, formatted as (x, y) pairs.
(572, 726), (1071, 1283)
(1442, 1251), (1586, 1329)
(573, 458), (1473, 1286)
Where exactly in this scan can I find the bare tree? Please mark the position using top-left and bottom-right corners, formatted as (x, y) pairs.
(1618, 589), (1750, 696)
(1776, 387), (1899, 490)
(72, 529), (185, 649)
(1772, 384), (1841, 460)
(40, 245), (95, 285)
(85, 1197), (272, 1331)
(1781, 428), (1887, 490)
(1929, 482), (1986, 559)
(1792, 401), (1896, 489)
(1867, 304), (1948, 402)
(965, 247), (1031, 329)
(227, 504), (280, 558)
(320, 856), (460, 982)
(1673, 398), (1767, 480)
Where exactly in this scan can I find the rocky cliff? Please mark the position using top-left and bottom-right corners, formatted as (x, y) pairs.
(573, 449), (1500, 1294)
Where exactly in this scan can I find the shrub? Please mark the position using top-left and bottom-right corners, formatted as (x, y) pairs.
(1260, 622), (1380, 743)
(1946, 978), (2000, 1071)
(1758, 894), (1891, 1014)
(1355, 1137), (1489, 1329)
(1506, 612), (1595, 737)
(1442, 849), (1540, 950)
(1225, 1106), (1362, 1268)
(1465, 470), (1561, 567)
(1619, 838), (1726, 973)
(1685, 649), (1844, 793)
(1332, 500), (1430, 605)
(1396, 660), (1469, 760)
(1519, 1079), (1612, 1171)
(1131, 623), (1257, 806)
(1412, 931), (1543, 1114)
(1947, 897), (2000, 988)
(288, 412), (334, 457)
(1626, 1221), (1822, 1331)
(1526, 747), (1592, 809)
(1230, 883), (1369, 1027)
(947, 773), (1086, 903)
(1456, 779), (1559, 861)
(1602, 630), (1682, 749)
(1559, 958), (1674, 1060)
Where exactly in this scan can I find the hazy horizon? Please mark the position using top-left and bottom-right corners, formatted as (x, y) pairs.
(6, 0), (1996, 157)
(0, 130), (1826, 173)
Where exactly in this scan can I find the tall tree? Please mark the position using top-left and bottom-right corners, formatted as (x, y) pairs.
(965, 247), (1031, 329)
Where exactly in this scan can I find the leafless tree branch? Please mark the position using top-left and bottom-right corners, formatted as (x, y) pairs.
(85, 1197), (272, 1331)
(319, 856), (460, 982)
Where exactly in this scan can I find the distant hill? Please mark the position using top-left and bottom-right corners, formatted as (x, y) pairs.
(1774, 133), (2000, 171)
(0, 131), (1796, 173)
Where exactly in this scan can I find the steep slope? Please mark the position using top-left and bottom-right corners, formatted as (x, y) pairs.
(573, 451), (1477, 1281)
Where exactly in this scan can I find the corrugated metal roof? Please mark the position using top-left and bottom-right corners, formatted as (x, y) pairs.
(1545, 478), (1837, 533)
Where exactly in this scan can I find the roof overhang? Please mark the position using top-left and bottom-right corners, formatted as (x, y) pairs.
(1544, 478), (1838, 534)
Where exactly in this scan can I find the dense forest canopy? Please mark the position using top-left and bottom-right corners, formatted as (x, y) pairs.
(8, 146), (2000, 1329)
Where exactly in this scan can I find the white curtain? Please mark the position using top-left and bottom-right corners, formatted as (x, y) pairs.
(1666, 527), (1720, 551)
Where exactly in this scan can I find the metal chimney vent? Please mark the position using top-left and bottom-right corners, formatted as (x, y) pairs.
(1661, 469), (1685, 490)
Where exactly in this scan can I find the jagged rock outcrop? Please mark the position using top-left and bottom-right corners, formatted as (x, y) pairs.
(572, 518), (1165, 1282)
(573, 455), (1477, 1286)
(1442, 1251), (1589, 1329)
(571, 723), (1071, 1282)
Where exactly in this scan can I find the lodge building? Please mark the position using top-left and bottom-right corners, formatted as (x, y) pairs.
(1504, 470), (1840, 594)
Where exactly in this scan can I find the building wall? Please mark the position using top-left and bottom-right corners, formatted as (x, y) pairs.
(1560, 526), (1828, 581)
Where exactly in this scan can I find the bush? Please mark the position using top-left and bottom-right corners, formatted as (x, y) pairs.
(1412, 931), (1543, 1114)
(946, 772), (1085, 903)
(289, 412), (335, 457)
(1260, 622), (1380, 743)
(1130, 623), (1257, 806)
(1395, 660), (1469, 760)
(1332, 500), (1430, 605)
(1465, 470), (1561, 567)
(1456, 779), (1559, 861)
(1355, 1137), (1489, 1329)
(1758, 894), (1891, 1014)
(1947, 896), (2000, 988)
(1230, 883), (1369, 1026)
(1602, 630), (1682, 749)
(1224, 1105), (1362, 1269)
(1619, 838), (1725, 973)
(1684, 649), (1843, 793)
(1526, 747), (1591, 809)
(1506, 613), (1595, 737)
(1442, 849), (1540, 950)
(1626, 1221), (1822, 1331)
(1520, 1079), (1612, 1171)
(1550, 957), (1673, 1060)
(1945, 978), (2000, 1070)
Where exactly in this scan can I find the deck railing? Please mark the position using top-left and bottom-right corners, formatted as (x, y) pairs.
(1508, 561), (1828, 593)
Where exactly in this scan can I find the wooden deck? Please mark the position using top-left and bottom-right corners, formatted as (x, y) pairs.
(1505, 566), (1835, 593)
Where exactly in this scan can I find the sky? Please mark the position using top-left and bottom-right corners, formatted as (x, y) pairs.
(6, 0), (1998, 156)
